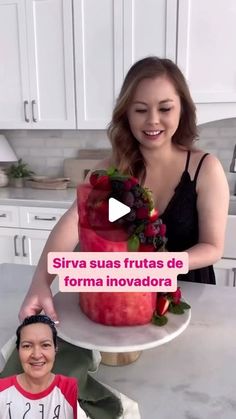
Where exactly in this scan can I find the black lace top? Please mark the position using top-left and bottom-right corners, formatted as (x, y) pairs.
(162, 151), (215, 284)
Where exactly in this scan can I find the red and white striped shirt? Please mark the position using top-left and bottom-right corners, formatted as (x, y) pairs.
(0, 374), (77, 419)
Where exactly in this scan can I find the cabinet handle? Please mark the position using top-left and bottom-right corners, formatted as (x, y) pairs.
(32, 100), (37, 122)
(233, 268), (236, 287)
(22, 235), (27, 257)
(0, 213), (7, 218)
(24, 100), (30, 122)
(14, 235), (20, 256)
(34, 215), (56, 221)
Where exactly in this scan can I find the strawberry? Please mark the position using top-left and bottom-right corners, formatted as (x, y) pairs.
(95, 175), (111, 190)
(156, 296), (170, 316)
(89, 172), (99, 186)
(130, 176), (139, 186)
(144, 223), (156, 237)
(169, 287), (182, 304)
(149, 208), (159, 222)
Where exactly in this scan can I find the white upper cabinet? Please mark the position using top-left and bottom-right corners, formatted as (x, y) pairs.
(177, 0), (236, 124)
(73, 0), (122, 129)
(74, 0), (178, 129)
(2, 0), (235, 130)
(0, 1), (29, 128)
(123, 0), (177, 75)
(0, 0), (75, 129)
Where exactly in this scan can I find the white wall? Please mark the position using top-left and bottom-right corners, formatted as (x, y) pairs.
(1, 117), (236, 181)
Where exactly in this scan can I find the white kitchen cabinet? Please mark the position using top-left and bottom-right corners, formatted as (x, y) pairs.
(0, 228), (21, 264)
(214, 214), (236, 286)
(0, 0), (75, 129)
(214, 259), (236, 287)
(177, 0), (236, 124)
(74, 0), (178, 129)
(0, 227), (50, 265)
(0, 205), (67, 265)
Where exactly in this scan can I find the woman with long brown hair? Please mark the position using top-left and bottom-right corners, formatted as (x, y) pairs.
(19, 56), (229, 319)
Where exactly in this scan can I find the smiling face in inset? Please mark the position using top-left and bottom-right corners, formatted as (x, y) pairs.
(127, 76), (181, 150)
(18, 323), (56, 381)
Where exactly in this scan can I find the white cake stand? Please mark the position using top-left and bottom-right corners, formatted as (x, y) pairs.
(53, 292), (191, 366)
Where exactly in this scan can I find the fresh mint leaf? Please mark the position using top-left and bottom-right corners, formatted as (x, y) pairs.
(128, 235), (140, 251)
(151, 313), (168, 326)
(168, 303), (185, 314)
(134, 224), (145, 234)
(110, 175), (129, 181)
(179, 301), (191, 310)
(107, 167), (116, 176)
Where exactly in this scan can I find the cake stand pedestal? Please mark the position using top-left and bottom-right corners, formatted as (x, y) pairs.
(100, 350), (142, 366)
(53, 292), (191, 366)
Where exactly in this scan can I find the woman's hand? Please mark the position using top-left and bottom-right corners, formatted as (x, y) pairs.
(18, 200), (79, 323)
(18, 280), (58, 322)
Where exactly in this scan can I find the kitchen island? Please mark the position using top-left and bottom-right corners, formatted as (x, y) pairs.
(0, 263), (235, 419)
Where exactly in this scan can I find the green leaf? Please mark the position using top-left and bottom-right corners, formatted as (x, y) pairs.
(151, 313), (168, 326)
(107, 166), (116, 176)
(168, 303), (185, 315)
(134, 224), (145, 234)
(110, 175), (129, 181)
(128, 235), (140, 251)
(179, 301), (191, 310)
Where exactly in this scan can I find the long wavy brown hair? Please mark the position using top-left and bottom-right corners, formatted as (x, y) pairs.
(107, 56), (198, 184)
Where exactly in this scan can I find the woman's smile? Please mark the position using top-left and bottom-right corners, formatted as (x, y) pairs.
(29, 361), (46, 367)
(143, 130), (164, 140)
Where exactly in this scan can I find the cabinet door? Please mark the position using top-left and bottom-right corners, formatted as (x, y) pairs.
(25, 0), (75, 128)
(21, 229), (51, 266)
(123, 0), (177, 75)
(214, 267), (235, 287)
(177, 0), (236, 124)
(0, 228), (22, 264)
(74, 0), (123, 129)
(214, 258), (236, 286)
(74, 0), (178, 129)
(0, 0), (30, 128)
(223, 216), (236, 259)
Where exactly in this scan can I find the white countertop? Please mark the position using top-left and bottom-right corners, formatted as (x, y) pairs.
(0, 187), (76, 208)
(0, 263), (235, 419)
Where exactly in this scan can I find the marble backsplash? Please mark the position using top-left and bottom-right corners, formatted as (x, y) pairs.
(1, 118), (236, 193)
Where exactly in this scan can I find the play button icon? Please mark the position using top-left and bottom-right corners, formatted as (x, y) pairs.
(108, 197), (131, 222)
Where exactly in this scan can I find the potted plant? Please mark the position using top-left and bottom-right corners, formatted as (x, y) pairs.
(6, 159), (35, 188)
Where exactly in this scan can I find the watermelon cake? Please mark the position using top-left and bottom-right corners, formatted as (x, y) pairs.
(77, 168), (167, 326)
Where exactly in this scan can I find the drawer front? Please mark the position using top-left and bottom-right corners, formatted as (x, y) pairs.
(223, 215), (236, 258)
(0, 206), (19, 227)
(19, 207), (67, 230)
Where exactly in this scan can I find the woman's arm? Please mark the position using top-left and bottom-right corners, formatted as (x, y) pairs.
(187, 155), (229, 270)
(19, 200), (78, 322)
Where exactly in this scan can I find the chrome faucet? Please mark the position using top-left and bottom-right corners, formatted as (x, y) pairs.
(230, 145), (236, 172)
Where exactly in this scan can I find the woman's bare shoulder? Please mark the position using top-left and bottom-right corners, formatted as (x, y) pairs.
(189, 148), (222, 172)
(191, 149), (222, 170)
(192, 150), (229, 198)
